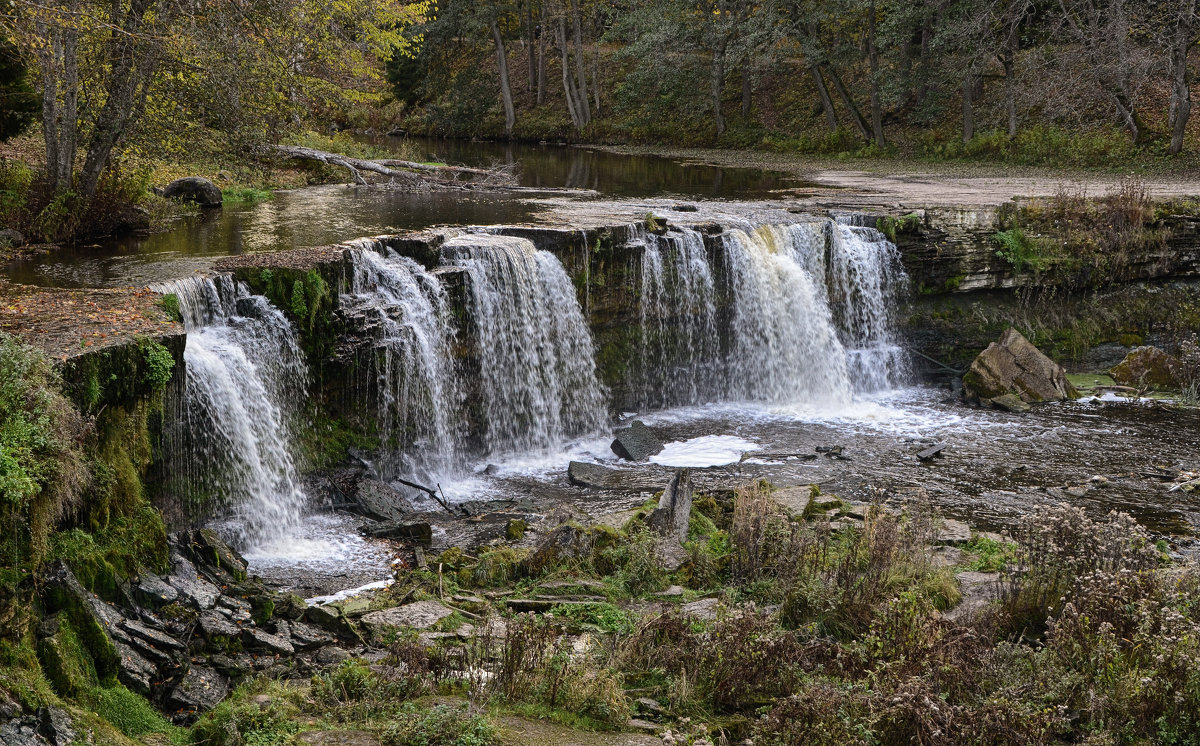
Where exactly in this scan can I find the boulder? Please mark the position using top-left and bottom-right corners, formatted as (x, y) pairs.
(961, 328), (1077, 406)
(0, 228), (25, 247)
(180, 529), (248, 585)
(165, 556), (221, 610)
(360, 601), (453, 633)
(37, 708), (74, 746)
(567, 461), (661, 491)
(112, 642), (157, 695)
(990, 393), (1031, 413)
(611, 421), (665, 461)
(133, 574), (179, 608)
(162, 177), (222, 208)
(242, 628), (295, 656)
(353, 479), (417, 522)
(1110, 346), (1182, 388)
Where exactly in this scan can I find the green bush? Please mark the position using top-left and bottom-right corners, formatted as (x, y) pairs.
(381, 704), (495, 746)
(140, 339), (176, 390)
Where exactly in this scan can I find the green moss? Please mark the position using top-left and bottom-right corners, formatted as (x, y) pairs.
(505, 519), (528, 541)
(160, 293), (182, 323)
(37, 616), (99, 697)
(139, 339), (175, 391)
(877, 212), (922, 242)
(85, 684), (179, 739)
(289, 279), (307, 319)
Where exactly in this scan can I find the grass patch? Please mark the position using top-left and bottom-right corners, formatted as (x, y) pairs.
(221, 187), (274, 205)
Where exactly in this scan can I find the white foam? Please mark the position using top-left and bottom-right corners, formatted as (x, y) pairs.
(650, 435), (760, 467)
(239, 513), (391, 571)
(306, 577), (394, 606)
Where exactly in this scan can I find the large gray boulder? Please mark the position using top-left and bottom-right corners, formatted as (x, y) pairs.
(611, 420), (664, 461)
(162, 177), (223, 208)
(353, 479), (416, 522)
(962, 328), (1077, 406)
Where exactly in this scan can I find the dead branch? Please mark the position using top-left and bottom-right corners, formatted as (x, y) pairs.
(271, 145), (515, 190)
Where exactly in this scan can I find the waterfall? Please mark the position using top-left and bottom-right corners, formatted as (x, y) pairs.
(634, 218), (909, 409)
(155, 276), (309, 550)
(444, 233), (606, 458)
(638, 228), (719, 409)
(342, 244), (460, 479)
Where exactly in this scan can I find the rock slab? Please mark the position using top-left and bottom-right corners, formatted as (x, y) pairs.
(360, 600), (453, 632)
(962, 327), (1078, 405)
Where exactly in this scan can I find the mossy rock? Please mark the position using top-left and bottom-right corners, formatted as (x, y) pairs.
(37, 616), (99, 697)
(1109, 346), (1183, 389)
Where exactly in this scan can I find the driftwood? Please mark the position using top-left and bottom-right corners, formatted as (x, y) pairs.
(272, 145), (515, 190)
(393, 474), (456, 515)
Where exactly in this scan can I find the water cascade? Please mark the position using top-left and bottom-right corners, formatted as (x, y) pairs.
(341, 244), (461, 479)
(635, 218), (909, 409)
(444, 234), (607, 458)
(155, 276), (310, 550)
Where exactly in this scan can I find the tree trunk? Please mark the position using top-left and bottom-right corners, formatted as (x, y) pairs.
(962, 74), (974, 143)
(557, 19), (582, 128)
(1169, 0), (1195, 155)
(711, 37), (727, 138)
(824, 63), (871, 141)
(592, 34), (600, 116)
(810, 66), (838, 131)
(537, 5), (547, 105)
(867, 0), (885, 146)
(492, 20), (516, 137)
(525, 2), (536, 92)
(80, 0), (159, 200)
(1000, 48), (1017, 138)
(38, 15), (80, 195)
(569, 0), (590, 125)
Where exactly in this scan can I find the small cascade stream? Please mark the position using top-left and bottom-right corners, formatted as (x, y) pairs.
(154, 276), (310, 551)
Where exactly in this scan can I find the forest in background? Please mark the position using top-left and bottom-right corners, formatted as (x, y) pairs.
(387, 0), (1200, 165)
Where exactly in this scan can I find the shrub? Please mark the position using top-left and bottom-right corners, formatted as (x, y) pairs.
(381, 704), (495, 746)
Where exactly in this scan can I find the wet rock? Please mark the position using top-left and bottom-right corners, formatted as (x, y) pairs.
(166, 556), (221, 610)
(40, 562), (120, 681)
(181, 529), (248, 585)
(338, 597), (372, 618)
(1110, 346), (1182, 388)
(990, 393), (1031, 413)
(113, 642), (157, 695)
(162, 177), (222, 208)
(365, 521), (432, 545)
(567, 461), (660, 491)
(197, 610), (240, 640)
(361, 601), (453, 633)
(37, 708), (73, 746)
(288, 620), (334, 650)
(962, 328), (1078, 405)
(274, 593), (308, 621)
(916, 443), (947, 461)
(243, 628), (295, 656)
(611, 421), (664, 461)
(352, 479), (417, 522)
(122, 619), (187, 654)
(133, 574), (179, 608)
(166, 666), (229, 719)
(0, 690), (21, 718)
(0, 720), (49, 746)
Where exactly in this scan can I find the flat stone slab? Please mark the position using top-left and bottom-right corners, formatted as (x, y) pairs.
(944, 571), (1001, 622)
(360, 600), (453, 631)
(935, 519), (972, 545)
(567, 461), (662, 491)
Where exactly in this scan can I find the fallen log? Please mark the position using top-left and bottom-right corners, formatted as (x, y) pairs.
(271, 145), (514, 189)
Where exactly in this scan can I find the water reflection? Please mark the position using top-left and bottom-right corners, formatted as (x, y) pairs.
(7, 139), (795, 289)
